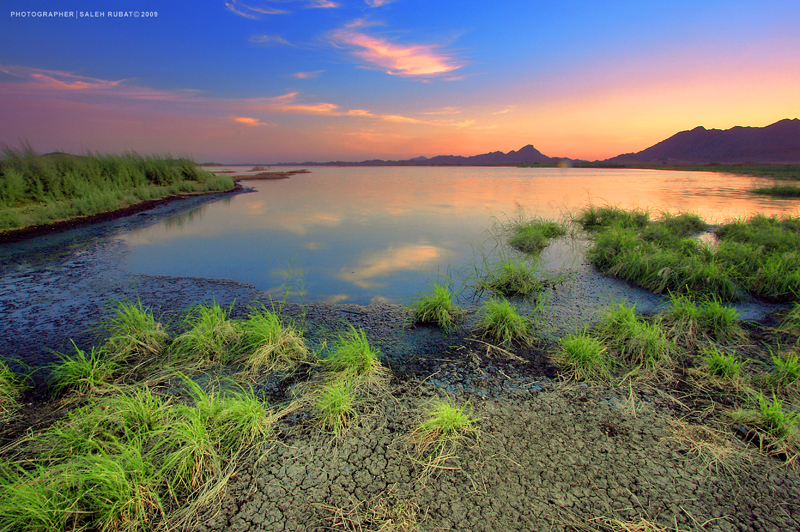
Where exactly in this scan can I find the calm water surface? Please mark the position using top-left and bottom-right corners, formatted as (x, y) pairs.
(119, 167), (798, 305)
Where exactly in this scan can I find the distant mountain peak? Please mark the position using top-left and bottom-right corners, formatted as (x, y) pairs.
(604, 119), (800, 164)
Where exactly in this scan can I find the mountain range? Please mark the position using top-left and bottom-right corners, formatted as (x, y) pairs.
(277, 118), (800, 166)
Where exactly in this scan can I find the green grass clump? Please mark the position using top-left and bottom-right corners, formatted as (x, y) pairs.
(476, 298), (534, 346)
(756, 393), (799, 440)
(324, 326), (387, 383)
(203, 175), (235, 192)
(597, 303), (674, 369)
(409, 282), (463, 334)
(580, 208), (800, 303)
(508, 219), (566, 254)
(701, 346), (744, 381)
(751, 184), (800, 198)
(413, 399), (477, 453)
(239, 306), (312, 375)
(101, 299), (170, 361)
(556, 330), (610, 381)
(0, 361), (25, 424)
(480, 259), (544, 297)
(661, 293), (743, 345)
(171, 301), (242, 365)
(769, 350), (800, 390)
(576, 205), (650, 231)
(315, 380), (356, 434)
(50, 340), (118, 396)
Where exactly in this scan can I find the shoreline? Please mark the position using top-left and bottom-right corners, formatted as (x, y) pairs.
(0, 183), (244, 245)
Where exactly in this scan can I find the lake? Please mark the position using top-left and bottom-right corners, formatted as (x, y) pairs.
(118, 166), (796, 306)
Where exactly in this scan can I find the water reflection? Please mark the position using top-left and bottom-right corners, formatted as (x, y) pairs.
(119, 167), (799, 304)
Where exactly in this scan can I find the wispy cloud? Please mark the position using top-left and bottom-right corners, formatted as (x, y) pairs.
(0, 64), (124, 91)
(291, 70), (324, 79)
(365, 0), (392, 6)
(330, 20), (463, 77)
(225, 1), (288, 19)
(308, 0), (339, 7)
(232, 116), (275, 126)
(493, 105), (516, 115)
(248, 34), (291, 45)
(422, 107), (462, 115)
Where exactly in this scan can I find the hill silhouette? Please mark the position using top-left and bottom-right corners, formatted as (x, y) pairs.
(603, 119), (800, 164)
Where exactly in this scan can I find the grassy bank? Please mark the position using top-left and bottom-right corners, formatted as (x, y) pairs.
(577, 206), (800, 303)
(0, 145), (235, 231)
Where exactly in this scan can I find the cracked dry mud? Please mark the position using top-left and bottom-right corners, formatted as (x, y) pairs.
(196, 376), (799, 532)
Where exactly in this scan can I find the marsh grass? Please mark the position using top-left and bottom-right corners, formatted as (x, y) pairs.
(701, 346), (745, 383)
(751, 183), (800, 197)
(1, 372), (277, 532)
(171, 301), (242, 365)
(576, 205), (650, 231)
(0, 361), (26, 423)
(412, 398), (478, 457)
(508, 219), (566, 254)
(769, 349), (800, 391)
(660, 293), (743, 346)
(596, 303), (674, 370)
(0, 145), (228, 231)
(315, 379), (356, 434)
(555, 330), (610, 381)
(476, 297), (535, 346)
(50, 340), (119, 396)
(408, 281), (464, 334)
(581, 208), (800, 303)
(239, 305), (313, 376)
(479, 259), (544, 297)
(101, 299), (170, 362)
(323, 326), (387, 384)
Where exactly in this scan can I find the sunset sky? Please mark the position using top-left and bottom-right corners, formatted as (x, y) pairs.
(1, 0), (798, 163)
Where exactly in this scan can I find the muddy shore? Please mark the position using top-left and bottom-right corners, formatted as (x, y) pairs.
(1, 187), (798, 531)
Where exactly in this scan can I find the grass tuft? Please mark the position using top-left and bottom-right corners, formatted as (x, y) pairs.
(239, 305), (312, 375)
(476, 297), (534, 346)
(769, 349), (800, 390)
(171, 301), (242, 365)
(756, 393), (799, 440)
(661, 293), (743, 346)
(50, 340), (118, 396)
(412, 398), (478, 456)
(0, 361), (26, 423)
(409, 282), (463, 334)
(324, 326), (385, 381)
(596, 303), (674, 370)
(315, 379), (356, 434)
(508, 219), (566, 254)
(701, 346), (744, 381)
(101, 299), (170, 361)
(480, 259), (544, 297)
(556, 330), (610, 381)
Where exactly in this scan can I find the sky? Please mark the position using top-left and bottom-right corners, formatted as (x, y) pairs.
(1, 0), (798, 163)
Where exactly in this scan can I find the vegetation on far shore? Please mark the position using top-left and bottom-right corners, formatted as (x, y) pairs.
(0, 144), (235, 232)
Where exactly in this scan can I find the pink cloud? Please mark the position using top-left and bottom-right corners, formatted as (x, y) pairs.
(232, 116), (275, 126)
(291, 70), (324, 79)
(330, 22), (463, 77)
(365, 0), (392, 6)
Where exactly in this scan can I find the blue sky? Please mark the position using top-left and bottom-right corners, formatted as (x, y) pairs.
(1, 0), (798, 162)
